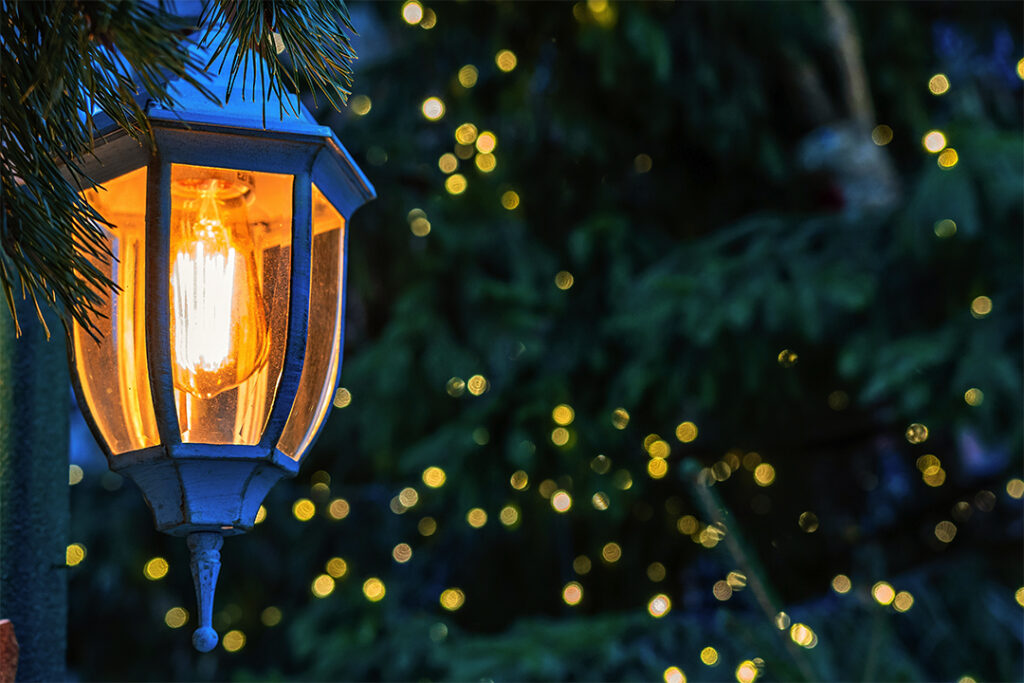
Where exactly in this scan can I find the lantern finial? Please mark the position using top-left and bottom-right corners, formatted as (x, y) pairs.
(187, 532), (223, 652)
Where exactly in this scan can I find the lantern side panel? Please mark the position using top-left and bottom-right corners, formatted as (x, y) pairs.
(168, 164), (293, 445)
(278, 185), (346, 459)
(73, 167), (161, 454)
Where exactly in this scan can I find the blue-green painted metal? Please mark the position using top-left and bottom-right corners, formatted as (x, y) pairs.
(67, 29), (375, 651)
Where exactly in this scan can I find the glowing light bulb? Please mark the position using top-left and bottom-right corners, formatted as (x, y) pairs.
(169, 173), (268, 398)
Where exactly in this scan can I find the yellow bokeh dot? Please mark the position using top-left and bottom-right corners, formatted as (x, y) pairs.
(790, 623), (816, 648)
(312, 574), (335, 598)
(611, 408), (630, 429)
(333, 387), (352, 408)
(928, 73), (950, 95)
(970, 296), (992, 318)
(401, 0), (423, 24)
(418, 516), (437, 536)
(935, 520), (957, 543)
(363, 577), (386, 602)
(66, 543), (86, 567)
(700, 646), (719, 666)
(893, 590), (914, 612)
(922, 130), (947, 153)
(562, 581), (583, 606)
(254, 505), (267, 524)
(777, 348), (799, 367)
(467, 507), (488, 528)
(634, 153), (652, 173)
(872, 581), (895, 605)
(144, 557), (169, 580)
(510, 470), (529, 490)
(647, 593), (671, 618)
(445, 173), (468, 195)
(164, 606), (188, 629)
(905, 423), (929, 444)
(501, 190), (520, 210)
(937, 148), (959, 168)
(601, 542), (622, 563)
(754, 463), (775, 486)
(422, 466), (447, 488)
(736, 660), (758, 683)
(1015, 587), (1024, 607)
(675, 421), (697, 443)
(438, 153), (458, 174)
(499, 505), (519, 526)
(552, 404), (575, 425)
(495, 49), (517, 72)
(551, 490), (572, 513)
(446, 377), (466, 396)
(350, 95), (372, 116)
(551, 427), (570, 446)
(775, 611), (791, 630)
(726, 571), (747, 589)
(555, 270), (574, 290)
(68, 464), (83, 485)
(293, 498), (315, 521)
(664, 666), (686, 683)
(647, 457), (668, 480)
(871, 124), (893, 146)
(467, 374), (488, 395)
(475, 153), (497, 173)
(677, 515), (698, 535)
(455, 143), (474, 160)
(647, 562), (666, 582)
(798, 511), (819, 533)
(573, 555), (592, 575)
(964, 388), (984, 406)
(647, 439), (670, 459)
(440, 588), (465, 611)
(328, 498), (350, 520)
(832, 574), (852, 594)
(420, 8), (436, 29)
(475, 131), (497, 154)
(712, 580), (732, 601)
(261, 606), (282, 627)
(410, 217), (431, 237)
(222, 629), (246, 653)
(933, 218), (957, 238)
(326, 557), (347, 578)
(421, 97), (445, 121)
(399, 487), (419, 508)
(591, 492), (609, 510)
(458, 64), (478, 88)
(1006, 479), (1024, 499)
(392, 543), (413, 563)
(536, 479), (556, 498)
(455, 123), (478, 145)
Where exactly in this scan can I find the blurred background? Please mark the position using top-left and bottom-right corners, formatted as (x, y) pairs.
(66, 1), (1022, 680)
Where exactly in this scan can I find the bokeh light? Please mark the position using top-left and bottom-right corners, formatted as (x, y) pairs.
(440, 588), (465, 611)
(68, 464), (83, 485)
(700, 646), (719, 665)
(222, 630), (245, 653)
(499, 505), (519, 526)
(754, 463), (775, 486)
(736, 660), (759, 683)
(933, 218), (957, 238)
(872, 581), (895, 605)
(363, 578), (386, 602)
(832, 574), (852, 594)
(601, 542), (622, 563)
(970, 295), (992, 318)
(551, 490), (573, 512)
(922, 130), (947, 153)
(467, 508), (488, 528)
(647, 593), (671, 617)
(400, 0), (423, 24)
(495, 49), (517, 72)
(611, 408), (630, 429)
(333, 387), (352, 408)
(143, 557), (169, 580)
(350, 95), (371, 116)
(458, 64), (478, 88)
(510, 470), (529, 490)
(326, 557), (347, 578)
(164, 607), (188, 629)
(328, 498), (350, 520)
(293, 498), (315, 521)
(562, 582), (583, 606)
(392, 543), (413, 563)
(893, 591), (914, 612)
(501, 190), (520, 210)
(871, 124), (893, 145)
(928, 73), (950, 94)
(66, 543), (86, 567)
(905, 423), (929, 444)
(964, 388), (984, 406)
(423, 466), (446, 488)
(445, 173), (467, 195)
(664, 666), (686, 683)
(937, 148), (959, 168)
(555, 270), (574, 290)
(675, 421), (698, 443)
(312, 574), (335, 598)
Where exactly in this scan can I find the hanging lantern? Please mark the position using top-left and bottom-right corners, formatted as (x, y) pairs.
(66, 33), (374, 651)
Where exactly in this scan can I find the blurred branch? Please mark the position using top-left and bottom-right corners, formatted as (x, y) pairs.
(823, 0), (875, 128)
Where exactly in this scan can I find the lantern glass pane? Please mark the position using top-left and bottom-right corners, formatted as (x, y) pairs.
(278, 184), (346, 459)
(169, 164), (293, 444)
(73, 167), (160, 454)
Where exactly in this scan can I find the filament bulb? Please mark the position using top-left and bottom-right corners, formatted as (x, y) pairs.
(169, 174), (269, 398)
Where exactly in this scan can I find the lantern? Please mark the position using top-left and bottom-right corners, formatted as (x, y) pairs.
(66, 34), (374, 651)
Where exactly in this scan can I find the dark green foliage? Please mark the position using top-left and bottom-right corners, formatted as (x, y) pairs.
(64, 2), (1021, 681)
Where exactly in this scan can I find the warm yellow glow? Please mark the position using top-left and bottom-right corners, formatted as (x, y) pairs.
(777, 349), (798, 367)
(350, 95), (371, 116)
(1018, 58), (1024, 80)
(699, 646), (718, 665)
(675, 421), (697, 443)
(591, 492), (609, 510)
(871, 125), (893, 146)
(735, 660), (758, 683)
(558, 582), (582, 606)
(634, 153), (652, 173)
(66, 543), (86, 567)
(68, 464), (83, 486)
(420, 8), (436, 29)
(664, 666), (686, 683)
(923, 468), (946, 487)
(647, 439), (670, 458)
(445, 174), (468, 195)
(905, 423), (929, 444)
(510, 470), (529, 490)
(555, 271), (574, 290)
(937, 148), (959, 168)
(499, 505), (519, 526)
(647, 594), (671, 617)
(222, 629), (246, 652)
(552, 404), (575, 425)
(551, 490), (573, 512)
(328, 498), (350, 520)
(458, 64), (479, 88)
(401, 0), (423, 24)
(754, 463), (775, 486)
(164, 607), (188, 629)
(467, 508), (488, 528)
(1015, 587), (1024, 607)
(893, 591), (914, 612)
(421, 97), (445, 121)
(1007, 479), (1024, 499)
(501, 190), (520, 210)
(712, 580), (732, 601)
(614, 470), (633, 490)
(551, 427), (570, 446)
(399, 487), (419, 508)
(438, 153), (458, 174)
(293, 498), (315, 521)
(726, 571), (746, 589)
(611, 408), (630, 429)
(495, 49), (517, 72)
(410, 216), (431, 237)
(922, 130), (947, 153)
(601, 542), (622, 563)
(832, 574), (851, 594)
(872, 581), (895, 605)
(326, 557), (347, 578)
(935, 520), (957, 543)
(928, 73), (950, 95)
(647, 457), (668, 479)
(440, 588), (466, 611)
(418, 516), (437, 536)
(455, 123), (479, 145)
(476, 132), (497, 154)
(467, 374), (488, 395)
(647, 562), (666, 582)
(392, 543), (413, 563)
(775, 612), (790, 630)
(964, 388), (984, 406)
(798, 511), (819, 533)
(474, 153), (496, 172)
(312, 574), (336, 598)
(536, 479), (557, 498)
(422, 466), (447, 488)
(789, 623), (816, 648)
(933, 218), (957, 238)
(677, 515), (698, 535)
(970, 295), (992, 318)
(144, 557), (169, 580)
(261, 606), (282, 627)
(573, 555), (592, 575)
(363, 577), (385, 602)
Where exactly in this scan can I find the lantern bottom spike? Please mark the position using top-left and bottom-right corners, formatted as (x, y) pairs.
(187, 532), (224, 652)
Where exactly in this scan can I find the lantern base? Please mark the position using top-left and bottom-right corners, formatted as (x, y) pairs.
(112, 446), (299, 536)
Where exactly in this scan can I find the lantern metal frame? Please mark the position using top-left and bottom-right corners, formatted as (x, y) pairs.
(65, 35), (374, 651)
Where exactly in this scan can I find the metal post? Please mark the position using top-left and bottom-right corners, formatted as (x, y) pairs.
(0, 301), (69, 682)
